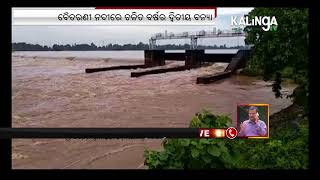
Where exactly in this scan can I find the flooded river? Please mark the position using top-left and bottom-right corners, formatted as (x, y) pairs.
(12, 54), (296, 169)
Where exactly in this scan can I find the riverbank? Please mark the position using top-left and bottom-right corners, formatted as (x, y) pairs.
(12, 56), (296, 168)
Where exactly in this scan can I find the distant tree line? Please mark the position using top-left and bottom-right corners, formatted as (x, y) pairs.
(12, 42), (244, 51)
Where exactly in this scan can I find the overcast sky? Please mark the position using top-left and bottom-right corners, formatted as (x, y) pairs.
(12, 8), (254, 47)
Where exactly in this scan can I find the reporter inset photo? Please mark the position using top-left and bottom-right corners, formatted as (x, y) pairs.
(237, 104), (269, 138)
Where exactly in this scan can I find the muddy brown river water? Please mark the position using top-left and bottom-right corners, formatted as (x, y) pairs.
(12, 56), (296, 169)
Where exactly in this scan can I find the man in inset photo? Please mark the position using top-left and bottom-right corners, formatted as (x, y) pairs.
(238, 106), (267, 137)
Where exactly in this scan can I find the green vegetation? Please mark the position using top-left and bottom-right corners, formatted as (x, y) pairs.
(144, 109), (308, 169)
(244, 8), (309, 108)
(144, 110), (239, 169)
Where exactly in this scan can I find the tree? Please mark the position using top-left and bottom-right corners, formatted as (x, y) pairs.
(244, 8), (308, 108)
(90, 42), (97, 50)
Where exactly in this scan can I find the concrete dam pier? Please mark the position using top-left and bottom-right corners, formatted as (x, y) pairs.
(85, 48), (251, 84)
(134, 49), (251, 82)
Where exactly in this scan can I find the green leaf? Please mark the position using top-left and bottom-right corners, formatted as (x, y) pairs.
(199, 139), (211, 144)
(191, 149), (200, 158)
(217, 140), (225, 147)
(180, 139), (190, 146)
(197, 144), (205, 150)
(201, 155), (212, 163)
(190, 140), (198, 145)
(207, 145), (221, 157)
(159, 153), (168, 161)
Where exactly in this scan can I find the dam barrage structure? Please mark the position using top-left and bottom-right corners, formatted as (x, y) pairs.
(86, 29), (252, 84)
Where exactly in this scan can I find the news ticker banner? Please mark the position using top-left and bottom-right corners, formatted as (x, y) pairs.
(12, 7), (217, 26)
(0, 128), (267, 139)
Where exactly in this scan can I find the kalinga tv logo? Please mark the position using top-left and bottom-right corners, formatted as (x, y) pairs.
(231, 16), (278, 32)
